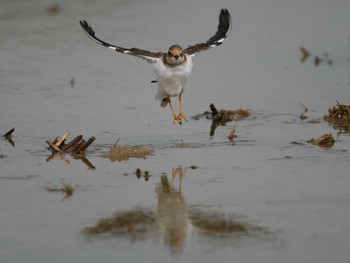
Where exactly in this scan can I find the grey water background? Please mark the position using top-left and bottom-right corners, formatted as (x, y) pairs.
(1, 0), (350, 262)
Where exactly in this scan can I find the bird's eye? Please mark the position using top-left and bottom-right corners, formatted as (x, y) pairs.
(168, 51), (172, 56)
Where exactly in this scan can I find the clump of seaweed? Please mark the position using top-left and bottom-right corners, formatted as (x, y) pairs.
(324, 101), (350, 133)
(307, 133), (335, 149)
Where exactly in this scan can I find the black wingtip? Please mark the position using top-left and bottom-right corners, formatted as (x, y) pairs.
(219, 8), (232, 36)
(206, 9), (232, 46)
(79, 20), (95, 36)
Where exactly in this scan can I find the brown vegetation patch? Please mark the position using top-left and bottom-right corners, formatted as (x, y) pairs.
(101, 146), (153, 162)
(192, 103), (249, 136)
(307, 133), (335, 149)
(324, 101), (350, 133)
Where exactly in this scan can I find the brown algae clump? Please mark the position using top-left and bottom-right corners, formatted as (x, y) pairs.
(101, 146), (153, 162)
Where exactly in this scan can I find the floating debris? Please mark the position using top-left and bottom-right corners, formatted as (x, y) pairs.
(299, 46), (333, 66)
(192, 103), (249, 122)
(192, 103), (249, 136)
(307, 133), (335, 149)
(324, 101), (350, 133)
(101, 145), (153, 162)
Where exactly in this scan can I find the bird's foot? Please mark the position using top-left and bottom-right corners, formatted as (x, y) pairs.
(172, 112), (183, 125)
(171, 111), (187, 125)
(177, 111), (188, 124)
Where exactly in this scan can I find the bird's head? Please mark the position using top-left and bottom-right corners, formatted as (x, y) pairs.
(165, 45), (186, 66)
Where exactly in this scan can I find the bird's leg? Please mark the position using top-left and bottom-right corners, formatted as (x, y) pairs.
(167, 96), (182, 124)
(177, 93), (187, 122)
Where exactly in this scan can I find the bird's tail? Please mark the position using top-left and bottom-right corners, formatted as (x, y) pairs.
(161, 98), (168, 108)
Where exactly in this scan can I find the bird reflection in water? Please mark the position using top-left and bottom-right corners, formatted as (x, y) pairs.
(156, 167), (190, 254)
(83, 167), (272, 254)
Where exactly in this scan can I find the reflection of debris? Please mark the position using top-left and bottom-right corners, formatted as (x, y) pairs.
(324, 101), (350, 133)
(47, 3), (60, 15)
(299, 46), (333, 66)
(45, 182), (74, 201)
(101, 145), (153, 162)
(46, 131), (96, 169)
(135, 168), (151, 181)
(73, 155), (96, 170)
(188, 208), (270, 238)
(2, 127), (15, 147)
(228, 128), (236, 142)
(307, 133), (335, 148)
(192, 103), (249, 136)
(83, 207), (157, 242)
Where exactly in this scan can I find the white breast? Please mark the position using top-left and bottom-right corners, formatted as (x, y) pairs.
(153, 57), (193, 101)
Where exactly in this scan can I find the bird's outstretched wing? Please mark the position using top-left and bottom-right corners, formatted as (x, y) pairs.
(79, 20), (163, 63)
(184, 9), (232, 57)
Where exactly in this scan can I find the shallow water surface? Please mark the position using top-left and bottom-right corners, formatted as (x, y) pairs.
(1, 0), (350, 262)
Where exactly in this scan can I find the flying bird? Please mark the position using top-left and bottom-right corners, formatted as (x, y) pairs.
(80, 9), (231, 124)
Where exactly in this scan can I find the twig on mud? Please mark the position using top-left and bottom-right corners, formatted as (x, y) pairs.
(113, 138), (120, 148)
(299, 101), (308, 120)
(2, 127), (15, 147)
(46, 132), (95, 168)
(3, 128), (15, 137)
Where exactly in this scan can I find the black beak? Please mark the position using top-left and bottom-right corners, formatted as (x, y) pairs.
(174, 55), (179, 59)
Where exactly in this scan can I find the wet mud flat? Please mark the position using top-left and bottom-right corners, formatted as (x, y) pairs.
(1, 100), (350, 263)
(1, 0), (350, 262)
